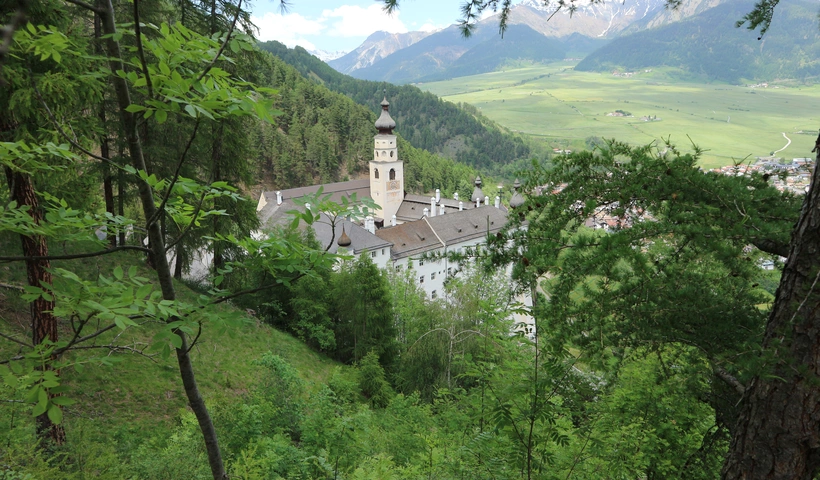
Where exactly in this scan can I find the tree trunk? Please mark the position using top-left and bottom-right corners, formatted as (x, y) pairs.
(95, 2), (227, 478)
(94, 13), (116, 248)
(722, 137), (820, 479)
(4, 168), (65, 446)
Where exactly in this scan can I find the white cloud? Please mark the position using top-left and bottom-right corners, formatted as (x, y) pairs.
(251, 11), (322, 50)
(321, 4), (408, 37)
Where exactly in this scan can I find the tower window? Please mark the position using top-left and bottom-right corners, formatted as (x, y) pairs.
(374, 168), (379, 179)
(389, 169), (396, 180)
(390, 151), (394, 157)
(419, 275), (424, 284)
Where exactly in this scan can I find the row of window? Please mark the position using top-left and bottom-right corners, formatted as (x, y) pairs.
(375, 150), (395, 158)
(373, 168), (396, 180)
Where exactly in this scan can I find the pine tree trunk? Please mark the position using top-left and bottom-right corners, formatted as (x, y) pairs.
(4, 168), (65, 446)
(722, 138), (820, 479)
(96, 2), (227, 478)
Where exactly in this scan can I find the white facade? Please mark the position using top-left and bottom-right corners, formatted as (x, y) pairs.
(369, 132), (404, 223)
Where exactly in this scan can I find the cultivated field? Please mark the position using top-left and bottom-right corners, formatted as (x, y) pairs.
(418, 63), (820, 168)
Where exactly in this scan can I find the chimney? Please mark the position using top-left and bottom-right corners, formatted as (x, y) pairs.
(430, 197), (436, 217)
(435, 189), (441, 203)
(391, 214), (397, 226)
(276, 191), (282, 205)
(484, 195), (490, 207)
(495, 196), (500, 208)
(439, 204), (445, 215)
(476, 198), (480, 208)
(366, 216), (376, 234)
(454, 192), (459, 201)
(459, 201), (463, 211)
(423, 207), (429, 217)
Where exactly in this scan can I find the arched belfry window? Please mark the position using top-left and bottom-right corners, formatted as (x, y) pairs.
(389, 168), (396, 180)
(390, 151), (394, 157)
(374, 168), (379, 179)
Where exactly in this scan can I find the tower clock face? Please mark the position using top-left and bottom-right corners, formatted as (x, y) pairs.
(388, 180), (400, 191)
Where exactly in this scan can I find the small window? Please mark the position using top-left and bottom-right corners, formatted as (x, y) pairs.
(381, 248), (385, 255)
(389, 169), (396, 180)
(419, 275), (424, 284)
(374, 168), (379, 179)
(419, 259), (424, 266)
(390, 150), (394, 157)
(395, 265), (402, 271)
(431, 290), (437, 299)
(431, 272), (436, 280)
(371, 251), (377, 258)
(447, 267), (452, 276)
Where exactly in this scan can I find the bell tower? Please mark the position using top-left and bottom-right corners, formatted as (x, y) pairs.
(370, 94), (403, 223)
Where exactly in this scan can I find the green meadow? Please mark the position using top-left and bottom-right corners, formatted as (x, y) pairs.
(418, 63), (820, 168)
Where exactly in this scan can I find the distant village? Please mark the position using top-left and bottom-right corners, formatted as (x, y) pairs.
(711, 156), (813, 195)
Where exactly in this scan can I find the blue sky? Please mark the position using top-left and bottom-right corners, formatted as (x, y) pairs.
(250, 1), (508, 53)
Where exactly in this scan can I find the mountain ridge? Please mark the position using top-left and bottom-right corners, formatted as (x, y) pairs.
(575, 0), (820, 82)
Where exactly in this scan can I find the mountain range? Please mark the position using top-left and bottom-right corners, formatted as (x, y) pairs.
(576, 0), (820, 82)
(325, 0), (819, 84)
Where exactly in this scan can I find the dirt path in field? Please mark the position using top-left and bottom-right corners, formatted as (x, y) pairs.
(774, 132), (791, 154)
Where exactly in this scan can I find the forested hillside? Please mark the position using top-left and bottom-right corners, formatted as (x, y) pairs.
(252, 51), (479, 194)
(259, 40), (534, 173)
(576, 0), (820, 82)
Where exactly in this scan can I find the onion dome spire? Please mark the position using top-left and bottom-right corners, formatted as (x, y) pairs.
(337, 225), (352, 247)
(471, 176), (485, 203)
(375, 89), (396, 134)
(510, 178), (525, 208)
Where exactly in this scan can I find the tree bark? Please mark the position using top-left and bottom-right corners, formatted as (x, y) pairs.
(722, 136), (820, 480)
(95, 2), (227, 478)
(4, 168), (65, 446)
(94, 13), (116, 248)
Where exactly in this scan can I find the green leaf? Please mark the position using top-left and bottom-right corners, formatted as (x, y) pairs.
(47, 404), (63, 424)
(113, 266), (123, 280)
(184, 104), (197, 118)
(125, 104), (146, 113)
(155, 108), (168, 124)
(169, 333), (183, 349)
(136, 284), (153, 299)
(50, 396), (76, 406)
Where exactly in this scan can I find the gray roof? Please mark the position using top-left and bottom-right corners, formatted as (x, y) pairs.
(396, 194), (478, 222)
(426, 206), (508, 245)
(311, 216), (391, 255)
(259, 198), (390, 255)
(375, 219), (443, 259)
(261, 178), (370, 206)
(259, 179), (372, 229)
(376, 205), (509, 260)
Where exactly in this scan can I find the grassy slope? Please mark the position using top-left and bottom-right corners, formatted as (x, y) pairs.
(419, 62), (820, 169)
(0, 243), (347, 438)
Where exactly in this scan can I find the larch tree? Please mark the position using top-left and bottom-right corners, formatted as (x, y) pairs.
(382, 0), (819, 476)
